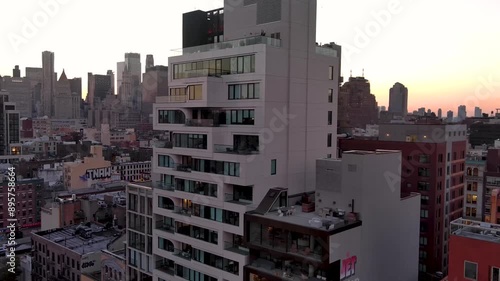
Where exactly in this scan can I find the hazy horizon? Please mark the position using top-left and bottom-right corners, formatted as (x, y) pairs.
(1, 0), (500, 115)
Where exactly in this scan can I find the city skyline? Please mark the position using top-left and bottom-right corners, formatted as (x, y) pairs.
(1, 0), (500, 113)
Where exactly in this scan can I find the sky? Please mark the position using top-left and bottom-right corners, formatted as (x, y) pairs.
(1, 0), (500, 115)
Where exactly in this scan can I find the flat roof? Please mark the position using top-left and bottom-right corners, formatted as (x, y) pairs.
(34, 224), (123, 255)
(451, 218), (500, 244)
(247, 207), (360, 234)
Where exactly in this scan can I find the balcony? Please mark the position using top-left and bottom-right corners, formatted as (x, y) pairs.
(224, 241), (249, 256)
(156, 259), (175, 276)
(185, 119), (220, 127)
(175, 164), (192, 173)
(154, 181), (175, 191)
(225, 193), (252, 205)
(177, 35), (281, 55)
(315, 46), (338, 58)
(152, 140), (173, 149)
(173, 248), (192, 260)
(214, 144), (259, 155)
(155, 221), (175, 233)
(157, 95), (188, 103)
(248, 258), (326, 281)
(173, 206), (192, 217)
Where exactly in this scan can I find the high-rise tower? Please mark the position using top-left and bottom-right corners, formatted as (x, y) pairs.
(41, 51), (55, 117)
(388, 82), (408, 116)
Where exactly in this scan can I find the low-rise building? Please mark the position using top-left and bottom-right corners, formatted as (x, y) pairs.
(244, 150), (420, 281)
(31, 224), (125, 281)
(446, 218), (500, 281)
(0, 176), (43, 230)
(464, 148), (487, 220)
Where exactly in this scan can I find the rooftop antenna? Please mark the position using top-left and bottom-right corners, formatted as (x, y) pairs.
(350, 70), (352, 77)
(362, 69), (364, 77)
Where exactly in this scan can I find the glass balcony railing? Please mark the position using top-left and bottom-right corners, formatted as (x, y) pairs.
(155, 221), (175, 233)
(315, 46), (338, 57)
(173, 248), (192, 260)
(177, 35), (281, 55)
(185, 119), (220, 127)
(214, 144), (259, 155)
(152, 141), (173, 149)
(154, 181), (175, 191)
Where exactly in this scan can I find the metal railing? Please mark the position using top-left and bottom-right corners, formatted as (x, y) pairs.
(185, 119), (220, 127)
(155, 221), (175, 233)
(177, 35), (281, 54)
(214, 144), (259, 155)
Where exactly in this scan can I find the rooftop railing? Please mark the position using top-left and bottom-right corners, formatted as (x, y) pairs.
(175, 35), (281, 55)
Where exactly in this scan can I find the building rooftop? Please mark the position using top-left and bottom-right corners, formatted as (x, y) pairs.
(248, 207), (360, 234)
(34, 224), (123, 255)
(451, 218), (500, 243)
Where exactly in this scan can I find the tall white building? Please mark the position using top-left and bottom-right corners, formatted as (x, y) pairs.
(126, 0), (341, 280)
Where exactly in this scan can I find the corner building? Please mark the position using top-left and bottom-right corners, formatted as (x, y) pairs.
(145, 1), (341, 281)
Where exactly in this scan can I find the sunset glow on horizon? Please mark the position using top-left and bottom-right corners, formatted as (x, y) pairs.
(1, 0), (499, 115)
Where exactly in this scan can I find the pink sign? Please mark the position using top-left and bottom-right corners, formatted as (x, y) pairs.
(340, 253), (357, 280)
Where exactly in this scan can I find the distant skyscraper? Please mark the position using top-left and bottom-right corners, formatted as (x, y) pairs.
(145, 54), (154, 71)
(447, 110), (454, 122)
(338, 76), (378, 132)
(69, 77), (82, 96)
(116, 61), (125, 96)
(427, 109), (432, 115)
(107, 70), (114, 97)
(474, 106), (482, 118)
(142, 65), (168, 118)
(124, 53), (141, 82)
(458, 105), (467, 120)
(41, 51), (55, 117)
(438, 108), (442, 118)
(388, 82), (408, 116)
(87, 72), (113, 109)
(1, 76), (32, 118)
(25, 67), (43, 116)
(12, 65), (20, 77)
(379, 106), (386, 112)
(0, 91), (20, 155)
(54, 70), (80, 119)
(418, 107), (426, 116)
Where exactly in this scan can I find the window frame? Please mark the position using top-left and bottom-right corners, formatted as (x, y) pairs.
(464, 261), (478, 280)
(271, 159), (277, 175)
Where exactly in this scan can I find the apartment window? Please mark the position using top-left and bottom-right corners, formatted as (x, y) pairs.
(447, 153), (450, 161)
(226, 109), (255, 125)
(438, 168), (443, 177)
(173, 134), (207, 149)
(327, 133), (332, 147)
(228, 83), (260, 99)
(328, 66), (334, 80)
(466, 207), (477, 217)
(492, 267), (500, 281)
(419, 250), (427, 259)
(418, 168), (430, 177)
(188, 84), (203, 100)
(326, 154), (332, 159)
(466, 194), (478, 204)
(419, 237), (427, 245)
(419, 155), (430, 163)
(158, 110), (185, 124)
(438, 154), (443, 163)
(173, 55), (255, 79)
(271, 159), (277, 175)
(328, 89), (333, 103)
(420, 210), (429, 218)
(192, 159), (240, 177)
(464, 261), (477, 280)
(418, 182), (430, 191)
(158, 155), (174, 168)
(419, 264), (427, 272)
(421, 196), (429, 205)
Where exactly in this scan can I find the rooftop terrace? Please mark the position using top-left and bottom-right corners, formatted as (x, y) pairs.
(451, 218), (500, 243)
(34, 224), (123, 255)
